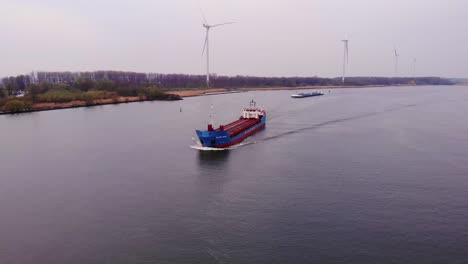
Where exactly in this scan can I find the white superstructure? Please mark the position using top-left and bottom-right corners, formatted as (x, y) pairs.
(242, 100), (265, 119)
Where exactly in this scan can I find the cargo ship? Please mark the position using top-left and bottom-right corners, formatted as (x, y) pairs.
(195, 100), (266, 148)
(291, 91), (324, 98)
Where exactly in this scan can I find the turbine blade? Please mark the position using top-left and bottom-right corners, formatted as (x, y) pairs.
(210, 22), (235, 28)
(199, 6), (208, 24)
(201, 32), (208, 56)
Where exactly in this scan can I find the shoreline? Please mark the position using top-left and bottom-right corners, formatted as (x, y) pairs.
(0, 84), (455, 115)
(172, 83), (468, 98)
(169, 84), (402, 97)
(0, 96), (178, 115)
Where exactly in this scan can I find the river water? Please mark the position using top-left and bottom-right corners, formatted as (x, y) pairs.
(0, 86), (467, 264)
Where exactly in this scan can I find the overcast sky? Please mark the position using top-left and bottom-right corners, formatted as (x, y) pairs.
(1, 0), (467, 78)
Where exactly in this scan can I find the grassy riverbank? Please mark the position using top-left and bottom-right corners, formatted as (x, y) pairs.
(0, 89), (181, 115)
(0, 95), (182, 115)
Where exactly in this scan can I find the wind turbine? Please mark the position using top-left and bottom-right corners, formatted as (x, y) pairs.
(394, 46), (399, 77)
(341, 35), (349, 85)
(201, 12), (234, 88)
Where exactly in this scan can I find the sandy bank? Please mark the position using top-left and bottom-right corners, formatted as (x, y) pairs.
(170, 84), (392, 98)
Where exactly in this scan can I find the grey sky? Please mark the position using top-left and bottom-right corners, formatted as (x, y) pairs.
(1, 0), (467, 78)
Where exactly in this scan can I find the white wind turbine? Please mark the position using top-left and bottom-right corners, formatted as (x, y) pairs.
(341, 35), (349, 85)
(394, 46), (399, 77)
(201, 12), (234, 88)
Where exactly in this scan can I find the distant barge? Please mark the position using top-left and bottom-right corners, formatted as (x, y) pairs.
(196, 100), (266, 148)
(291, 91), (324, 98)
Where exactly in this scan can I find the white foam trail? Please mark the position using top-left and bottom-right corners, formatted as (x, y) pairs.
(189, 141), (257, 151)
(190, 145), (228, 151)
(236, 141), (257, 147)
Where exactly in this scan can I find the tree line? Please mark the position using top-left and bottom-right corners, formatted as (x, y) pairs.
(0, 73), (186, 112)
(0, 71), (454, 98)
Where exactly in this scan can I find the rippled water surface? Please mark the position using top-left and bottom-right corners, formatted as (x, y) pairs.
(1, 86), (467, 263)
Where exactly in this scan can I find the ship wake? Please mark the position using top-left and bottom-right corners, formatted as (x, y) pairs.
(190, 141), (256, 151)
(261, 103), (420, 142)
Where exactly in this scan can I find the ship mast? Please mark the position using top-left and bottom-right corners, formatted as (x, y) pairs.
(210, 104), (215, 127)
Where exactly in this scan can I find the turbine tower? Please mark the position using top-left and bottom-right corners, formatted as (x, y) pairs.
(394, 46), (399, 77)
(201, 13), (234, 88)
(341, 36), (349, 85)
